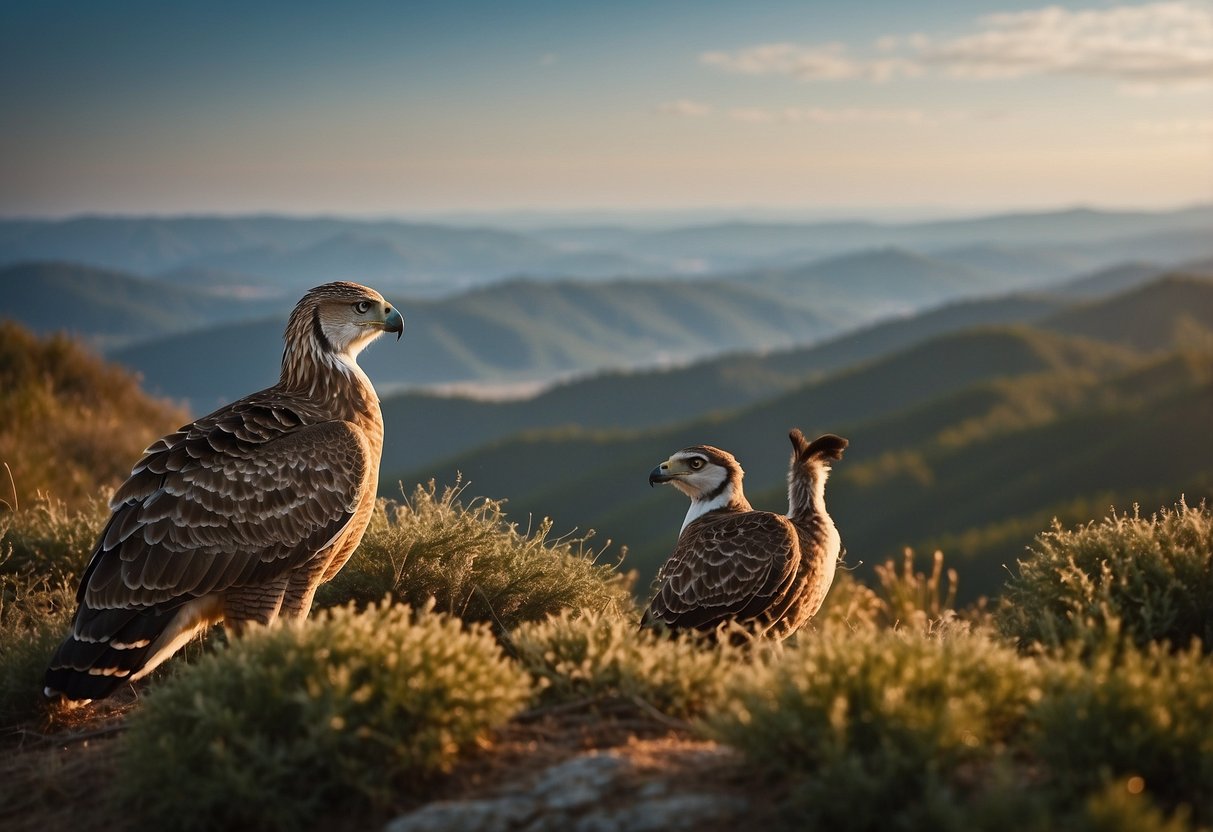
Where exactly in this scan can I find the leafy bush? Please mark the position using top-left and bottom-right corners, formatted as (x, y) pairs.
(118, 601), (531, 831)
(997, 500), (1213, 652)
(1029, 642), (1213, 824)
(511, 610), (741, 719)
(707, 628), (1039, 830)
(317, 481), (635, 630)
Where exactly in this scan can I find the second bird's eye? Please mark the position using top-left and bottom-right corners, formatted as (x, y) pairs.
(354, 301), (371, 314)
(690, 458), (704, 470)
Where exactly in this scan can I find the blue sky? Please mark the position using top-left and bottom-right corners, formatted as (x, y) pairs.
(3, 0), (1211, 217)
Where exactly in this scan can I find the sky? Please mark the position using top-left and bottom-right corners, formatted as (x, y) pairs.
(2, 0), (1212, 219)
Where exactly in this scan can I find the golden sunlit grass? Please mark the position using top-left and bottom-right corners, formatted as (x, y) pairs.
(317, 479), (635, 631)
(0, 321), (187, 507)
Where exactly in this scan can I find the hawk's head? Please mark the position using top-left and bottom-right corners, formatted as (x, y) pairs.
(292, 281), (404, 359)
(280, 281), (404, 391)
(649, 444), (743, 501)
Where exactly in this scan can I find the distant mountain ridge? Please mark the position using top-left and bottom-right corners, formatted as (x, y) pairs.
(106, 275), (849, 410)
(0, 261), (279, 348)
(3, 204), (1209, 295)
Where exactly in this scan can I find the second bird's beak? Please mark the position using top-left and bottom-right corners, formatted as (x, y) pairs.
(649, 463), (674, 487)
(384, 307), (405, 341)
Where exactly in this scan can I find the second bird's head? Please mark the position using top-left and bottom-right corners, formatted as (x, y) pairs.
(649, 445), (743, 501)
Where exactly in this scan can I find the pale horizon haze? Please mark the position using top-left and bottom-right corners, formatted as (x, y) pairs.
(3, 0), (1212, 220)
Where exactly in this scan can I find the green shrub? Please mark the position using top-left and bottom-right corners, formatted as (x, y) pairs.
(707, 628), (1039, 830)
(997, 500), (1213, 652)
(118, 601), (531, 831)
(511, 610), (742, 719)
(1029, 642), (1213, 824)
(317, 481), (635, 630)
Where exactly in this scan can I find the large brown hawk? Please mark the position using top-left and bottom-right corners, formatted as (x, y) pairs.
(45, 281), (404, 702)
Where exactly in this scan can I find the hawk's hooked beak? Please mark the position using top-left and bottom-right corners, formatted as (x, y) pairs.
(383, 307), (405, 341)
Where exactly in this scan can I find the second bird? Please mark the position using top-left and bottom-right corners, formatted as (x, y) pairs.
(643, 429), (848, 640)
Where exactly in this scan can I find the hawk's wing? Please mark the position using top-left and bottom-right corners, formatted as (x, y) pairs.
(76, 402), (369, 619)
(643, 511), (799, 632)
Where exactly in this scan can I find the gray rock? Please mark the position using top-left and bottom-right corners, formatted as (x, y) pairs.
(384, 744), (749, 832)
(384, 796), (535, 832)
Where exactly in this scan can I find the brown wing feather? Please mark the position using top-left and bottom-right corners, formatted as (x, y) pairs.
(644, 511), (800, 632)
(77, 406), (368, 614)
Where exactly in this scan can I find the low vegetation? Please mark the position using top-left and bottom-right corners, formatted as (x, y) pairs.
(119, 601), (531, 832)
(0, 320), (187, 507)
(316, 480), (635, 630)
(0, 496), (108, 726)
(511, 610), (741, 720)
(0, 488), (1209, 831)
(997, 499), (1213, 652)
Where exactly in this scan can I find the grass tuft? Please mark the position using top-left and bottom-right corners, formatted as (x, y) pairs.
(510, 610), (743, 720)
(317, 480), (635, 631)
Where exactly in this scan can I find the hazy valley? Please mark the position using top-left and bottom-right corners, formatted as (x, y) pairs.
(2, 207), (1211, 600)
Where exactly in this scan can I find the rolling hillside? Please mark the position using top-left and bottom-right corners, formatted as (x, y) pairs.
(378, 292), (1068, 476)
(729, 247), (1002, 318)
(1040, 274), (1213, 351)
(104, 245), (1075, 410)
(394, 326), (1146, 587)
(393, 276), (1213, 598)
(109, 277), (848, 411)
(0, 261), (276, 348)
(381, 269), (1210, 477)
(0, 321), (187, 504)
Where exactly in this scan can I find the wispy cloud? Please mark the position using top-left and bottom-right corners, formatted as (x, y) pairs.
(924, 2), (1213, 88)
(1133, 117), (1213, 135)
(701, 42), (919, 82)
(701, 2), (1213, 91)
(727, 107), (936, 125)
(659, 98), (713, 117)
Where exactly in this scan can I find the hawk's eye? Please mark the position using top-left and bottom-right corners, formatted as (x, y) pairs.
(689, 458), (705, 470)
(354, 301), (372, 315)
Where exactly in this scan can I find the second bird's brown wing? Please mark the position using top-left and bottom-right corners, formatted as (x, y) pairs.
(643, 510), (800, 632)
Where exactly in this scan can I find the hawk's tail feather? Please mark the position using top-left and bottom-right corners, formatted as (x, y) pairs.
(44, 598), (216, 702)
